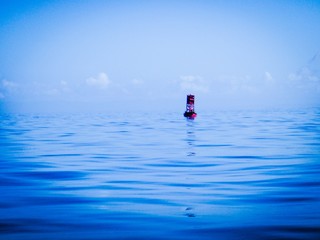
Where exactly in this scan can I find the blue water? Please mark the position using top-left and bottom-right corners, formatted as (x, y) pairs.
(0, 110), (319, 239)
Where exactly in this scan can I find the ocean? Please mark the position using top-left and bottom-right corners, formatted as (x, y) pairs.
(0, 109), (319, 239)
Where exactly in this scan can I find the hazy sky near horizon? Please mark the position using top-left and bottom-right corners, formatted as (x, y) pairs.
(1, 0), (320, 113)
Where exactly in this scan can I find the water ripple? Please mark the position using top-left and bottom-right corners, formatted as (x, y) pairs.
(0, 110), (319, 239)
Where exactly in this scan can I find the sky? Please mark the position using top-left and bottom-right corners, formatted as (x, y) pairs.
(0, 0), (320, 113)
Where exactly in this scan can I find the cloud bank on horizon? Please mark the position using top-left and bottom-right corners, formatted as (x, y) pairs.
(0, 0), (319, 113)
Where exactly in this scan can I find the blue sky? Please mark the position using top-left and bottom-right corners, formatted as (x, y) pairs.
(0, 0), (320, 113)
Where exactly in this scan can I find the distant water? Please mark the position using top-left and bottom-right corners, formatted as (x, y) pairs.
(0, 109), (319, 240)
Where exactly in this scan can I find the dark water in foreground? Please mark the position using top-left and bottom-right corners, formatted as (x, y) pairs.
(0, 110), (319, 239)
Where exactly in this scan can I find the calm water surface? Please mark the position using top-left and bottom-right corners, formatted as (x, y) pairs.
(0, 110), (319, 239)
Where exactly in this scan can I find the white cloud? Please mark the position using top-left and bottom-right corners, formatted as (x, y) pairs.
(179, 75), (208, 93)
(288, 67), (320, 92)
(0, 79), (19, 98)
(61, 80), (68, 86)
(60, 80), (70, 92)
(218, 74), (259, 95)
(1, 79), (19, 89)
(287, 52), (320, 94)
(86, 72), (111, 89)
(44, 88), (60, 96)
(132, 78), (144, 85)
(264, 71), (275, 85)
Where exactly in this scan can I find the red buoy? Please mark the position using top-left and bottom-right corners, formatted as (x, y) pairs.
(184, 94), (197, 119)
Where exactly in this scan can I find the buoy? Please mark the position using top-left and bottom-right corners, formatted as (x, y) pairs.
(184, 94), (197, 119)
